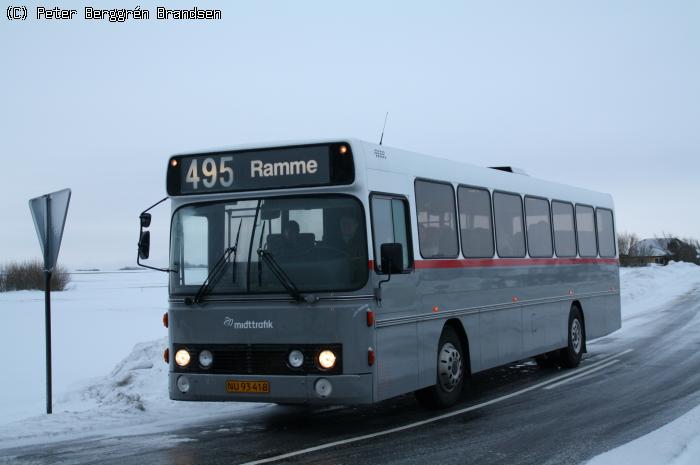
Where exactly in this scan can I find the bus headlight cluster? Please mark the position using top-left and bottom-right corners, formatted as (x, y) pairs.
(199, 350), (213, 368)
(175, 349), (191, 367)
(318, 350), (337, 369)
(288, 349), (304, 368)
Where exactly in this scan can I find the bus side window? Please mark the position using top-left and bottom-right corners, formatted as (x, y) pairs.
(415, 180), (459, 259)
(576, 205), (597, 257)
(371, 195), (413, 273)
(493, 192), (526, 258)
(596, 208), (616, 257)
(458, 186), (495, 258)
(552, 201), (576, 257)
(525, 196), (553, 258)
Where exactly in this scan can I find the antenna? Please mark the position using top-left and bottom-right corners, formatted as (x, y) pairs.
(379, 112), (388, 145)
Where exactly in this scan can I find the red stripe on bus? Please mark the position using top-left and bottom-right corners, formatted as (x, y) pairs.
(368, 258), (618, 269)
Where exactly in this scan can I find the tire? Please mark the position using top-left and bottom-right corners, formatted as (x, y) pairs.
(415, 326), (467, 409)
(559, 306), (584, 368)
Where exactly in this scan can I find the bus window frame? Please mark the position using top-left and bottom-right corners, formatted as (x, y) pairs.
(575, 203), (599, 258)
(523, 194), (554, 259)
(369, 192), (415, 274)
(492, 189), (527, 259)
(457, 184), (496, 259)
(168, 192), (371, 296)
(413, 177), (460, 260)
(595, 207), (617, 258)
(551, 199), (578, 258)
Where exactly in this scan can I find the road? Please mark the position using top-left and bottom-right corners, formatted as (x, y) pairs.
(3, 285), (700, 465)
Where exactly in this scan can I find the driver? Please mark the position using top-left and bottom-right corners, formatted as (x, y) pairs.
(282, 220), (303, 253)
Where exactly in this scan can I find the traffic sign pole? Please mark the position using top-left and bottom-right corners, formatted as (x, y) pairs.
(44, 195), (52, 415)
(44, 269), (52, 414)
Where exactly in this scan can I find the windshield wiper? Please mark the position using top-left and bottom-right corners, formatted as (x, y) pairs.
(230, 219), (243, 284)
(190, 246), (236, 305)
(257, 249), (307, 303)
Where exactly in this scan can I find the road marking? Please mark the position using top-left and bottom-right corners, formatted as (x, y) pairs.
(543, 359), (621, 390)
(239, 348), (634, 465)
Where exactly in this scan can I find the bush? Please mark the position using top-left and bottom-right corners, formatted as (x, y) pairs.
(0, 260), (71, 292)
(617, 231), (640, 256)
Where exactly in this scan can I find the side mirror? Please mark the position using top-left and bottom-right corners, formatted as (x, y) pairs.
(136, 197), (172, 273)
(380, 243), (405, 274)
(140, 212), (152, 228)
(138, 230), (151, 260)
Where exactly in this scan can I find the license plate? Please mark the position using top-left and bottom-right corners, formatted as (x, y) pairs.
(226, 380), (270, 394)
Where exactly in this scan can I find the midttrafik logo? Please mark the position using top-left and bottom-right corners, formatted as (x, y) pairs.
(223, 317), (274, 329)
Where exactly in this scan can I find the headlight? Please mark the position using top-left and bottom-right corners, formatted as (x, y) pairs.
(288, 349), (304, 368)
(318, 350), (337, 369)
(199, 350), (213, 368)
(175, 349), (191, 367)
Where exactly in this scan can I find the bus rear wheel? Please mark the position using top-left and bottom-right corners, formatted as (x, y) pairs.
(559, 307), (584, 368)
(415, 326), (466, 409)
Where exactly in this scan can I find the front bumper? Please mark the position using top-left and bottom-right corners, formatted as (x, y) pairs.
(169, 372), (373, 404)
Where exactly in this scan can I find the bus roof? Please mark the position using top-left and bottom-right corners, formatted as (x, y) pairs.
(171, 137), (614, 209)
(353, 139), (614, 210)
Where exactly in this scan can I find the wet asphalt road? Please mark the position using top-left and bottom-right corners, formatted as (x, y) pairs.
(3, 285), (700, 465)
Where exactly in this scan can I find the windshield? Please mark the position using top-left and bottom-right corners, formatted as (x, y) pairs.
(169, 195), (368, 296)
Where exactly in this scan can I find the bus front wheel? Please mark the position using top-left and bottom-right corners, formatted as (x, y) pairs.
(415, 326), (466, 409)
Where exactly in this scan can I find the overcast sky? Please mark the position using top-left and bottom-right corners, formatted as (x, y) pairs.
(1, 0), (698, 269)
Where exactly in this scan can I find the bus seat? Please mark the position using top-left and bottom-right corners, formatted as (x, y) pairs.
(297, 233), (315, 250)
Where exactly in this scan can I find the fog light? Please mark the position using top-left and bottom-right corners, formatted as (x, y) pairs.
(318, 350), (336, 369)
(199, 350), (213, 368)
(288, 349), (304, 368)
(177, 375), (190, 393)
(315, 378), (333, 398)
(175, 349), (191, 367)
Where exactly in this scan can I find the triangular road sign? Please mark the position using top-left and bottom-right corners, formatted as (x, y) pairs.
(29, 189), (71, 272)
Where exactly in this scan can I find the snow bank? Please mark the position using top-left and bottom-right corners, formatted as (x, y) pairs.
(79, 338), (167, 413)
(0, 337), (263, 448)
(618, 261), (700, 331)
(587, 403), (700, 465)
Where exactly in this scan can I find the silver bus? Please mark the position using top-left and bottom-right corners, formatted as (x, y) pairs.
(137, 139), (620, 408)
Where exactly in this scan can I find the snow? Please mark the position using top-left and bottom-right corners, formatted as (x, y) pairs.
(1, 263), (700, 452)
(587, 403), (700, 465)
(585, 261), (700, 465)
(615, 261), (700, 334)
(0, 270), (262, 449)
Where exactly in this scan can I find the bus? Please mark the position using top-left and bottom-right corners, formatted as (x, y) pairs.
(137, 139), (620, 409)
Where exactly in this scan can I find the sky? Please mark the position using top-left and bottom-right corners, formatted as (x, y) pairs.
(1, 0), (698, 269)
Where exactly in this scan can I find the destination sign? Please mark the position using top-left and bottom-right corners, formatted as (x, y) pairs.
(167, 143), (354, 196)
